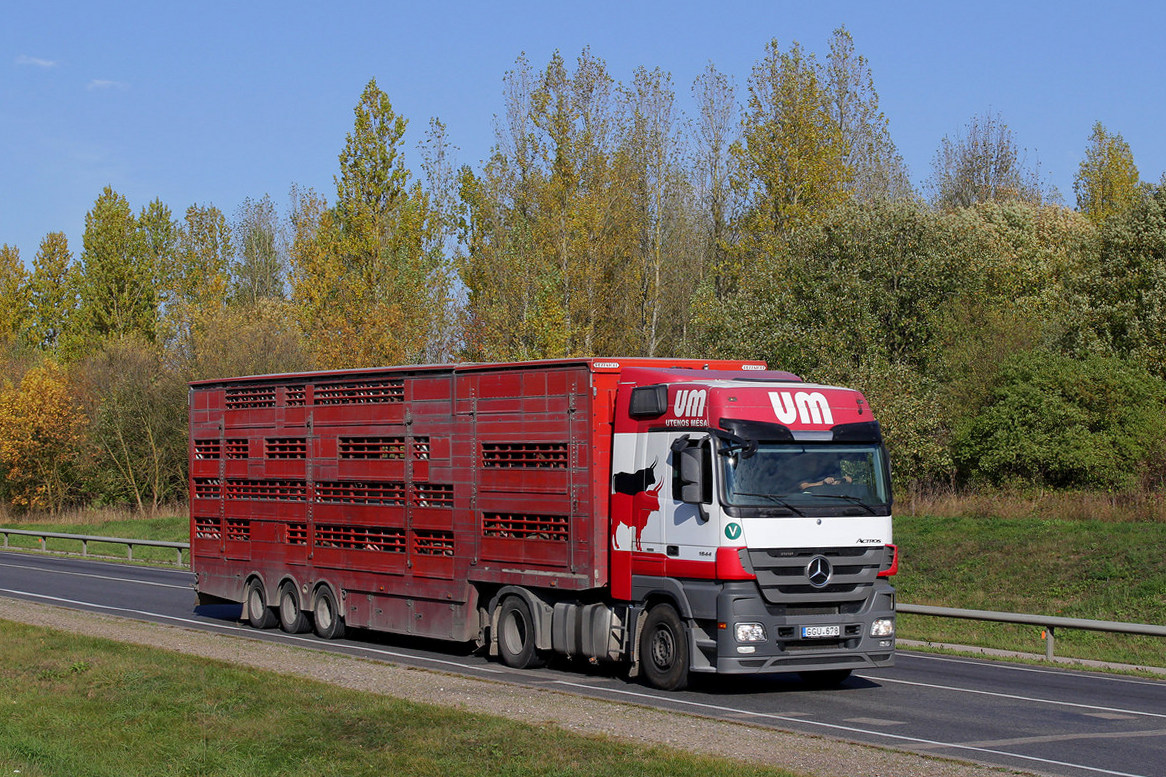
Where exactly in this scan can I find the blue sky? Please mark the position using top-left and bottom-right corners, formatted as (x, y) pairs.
(3, 1), (1164, 262)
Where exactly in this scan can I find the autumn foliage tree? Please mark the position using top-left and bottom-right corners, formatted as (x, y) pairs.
(0, 361), (85, 512)
(1074, 121), (1142, 224)
(291, 78), (453, 368)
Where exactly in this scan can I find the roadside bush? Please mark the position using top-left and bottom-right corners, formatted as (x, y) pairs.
(952, 350), (1166, 490)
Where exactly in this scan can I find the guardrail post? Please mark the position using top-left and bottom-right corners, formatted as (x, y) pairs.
(82, 539), (88, 557)
(127, 543), (134, 562)
(1045, 625), (1055, 660)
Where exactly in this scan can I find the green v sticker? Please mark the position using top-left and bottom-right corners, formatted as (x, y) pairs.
(724, 522), (742, 540)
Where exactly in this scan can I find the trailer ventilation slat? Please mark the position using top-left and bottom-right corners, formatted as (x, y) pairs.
(315, 481), (406, 506)
(482, 442), (569, 469)
(225, 479), (308, 501)
(413, 530), (454, 556)
(194, 516), (221, 539)
(225, 439), (249, 459)
(194, 440), (220, 459)
(225, 387), (276, 409)
(315, 524), (405, 552)
(413, 483), (454, 508)
(285, 387), (306, 407)
(482, 513), (569, 541)
(314, 379), (405, 405)
(338, 436), (406, 459)
(193, 478), (221, 499)
(265, 438), (307, 459)
(224, 519), (250, 541)
(285, 523), (308, 545)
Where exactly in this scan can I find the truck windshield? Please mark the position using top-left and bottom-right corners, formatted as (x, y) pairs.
(720, 443), (890, 512)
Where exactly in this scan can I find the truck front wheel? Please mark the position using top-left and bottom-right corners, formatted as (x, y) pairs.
(497, 596), (544, 669)
(640, 603), (689, 691)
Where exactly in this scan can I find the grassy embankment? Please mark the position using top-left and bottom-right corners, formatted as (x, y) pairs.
(0, 620), (800, 777)
(894, 491), (1166, 666)
(3, 493), (1164, 667)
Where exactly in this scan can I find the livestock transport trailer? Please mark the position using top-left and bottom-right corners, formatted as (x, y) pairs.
(190, 358), (897, 690)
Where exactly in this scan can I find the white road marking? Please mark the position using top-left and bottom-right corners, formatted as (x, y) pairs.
(0, 588), (504, 675)
(895, 651), (1166, 688)
(858, 674), (1166, 720)
(552, 680), (1156, 777)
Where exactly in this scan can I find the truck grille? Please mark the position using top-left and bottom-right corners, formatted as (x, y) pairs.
(747, 547), (883, 607)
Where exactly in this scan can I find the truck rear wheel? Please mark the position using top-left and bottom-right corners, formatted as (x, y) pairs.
(245, 579), (277, 630)
(497, 596), (544, 669)
(640, 603), (689, 691)
(278, 583), (310, 634)
(312, 586), (346, 640)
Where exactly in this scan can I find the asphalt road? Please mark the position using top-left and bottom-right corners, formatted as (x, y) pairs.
(2, 550), (1164, 777)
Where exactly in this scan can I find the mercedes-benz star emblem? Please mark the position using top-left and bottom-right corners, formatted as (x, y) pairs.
(806, 555), (832, 588)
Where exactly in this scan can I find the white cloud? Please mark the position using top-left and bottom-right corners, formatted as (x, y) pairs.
(16, 54), (56, 68)
(86, 79), (129, 91)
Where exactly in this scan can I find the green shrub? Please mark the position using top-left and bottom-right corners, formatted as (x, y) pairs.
(953, 350), (1166, 490)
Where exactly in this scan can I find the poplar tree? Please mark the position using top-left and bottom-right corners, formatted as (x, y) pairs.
(1074, 122), (1142, 224)
(27, 232), (76, 352)
(730, 39), (848, 255)
(292, 78), (450, 368)
(73, 187), (156, 351)
(0, 245), (30, 351)
(825, 26), (912, 202)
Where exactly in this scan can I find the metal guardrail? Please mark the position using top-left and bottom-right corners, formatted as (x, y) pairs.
(897, 603), (1166, 660)
(0, 528), (189, 566)
(2, 529), (1162, 662)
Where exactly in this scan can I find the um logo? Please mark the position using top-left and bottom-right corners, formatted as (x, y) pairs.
(769, 391), (834, 425)
(673, 389), (707, 418)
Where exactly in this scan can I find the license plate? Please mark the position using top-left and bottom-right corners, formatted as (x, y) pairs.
(801, 625), (840, 639)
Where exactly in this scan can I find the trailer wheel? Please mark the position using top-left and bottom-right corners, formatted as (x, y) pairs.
(312, 586), (346, 640)
(640, 603), (689, 691)
(497, 596), (544, 669)
(277, 583), (310, 634)
(245, 579), (277, 630)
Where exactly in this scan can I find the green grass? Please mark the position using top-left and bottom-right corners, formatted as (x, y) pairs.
(893, 514), (1166, 666)
(0, 513), (188, 564)
(0, 621), (801, 777)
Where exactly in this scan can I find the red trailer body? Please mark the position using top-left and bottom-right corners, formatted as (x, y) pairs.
(191, 358), (896, 690)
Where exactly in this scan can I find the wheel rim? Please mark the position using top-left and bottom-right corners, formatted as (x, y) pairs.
(280, 590), (297, 623)
(248, 587), (264, 618)
(650, 625), (675, 669)
(501, 610), (526, 656)
(316, 595), (333, 631)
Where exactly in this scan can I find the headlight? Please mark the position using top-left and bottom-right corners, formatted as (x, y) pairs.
(735, 622), (767, 642)
(870, 617), (895, 637)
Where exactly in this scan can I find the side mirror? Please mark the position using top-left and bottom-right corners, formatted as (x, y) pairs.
(677, 443), (709, 505)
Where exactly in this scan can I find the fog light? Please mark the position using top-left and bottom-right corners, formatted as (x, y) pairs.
(870, 618), (895, 637)
(737, 645), (756, 654)
(735, 622), (767, 642)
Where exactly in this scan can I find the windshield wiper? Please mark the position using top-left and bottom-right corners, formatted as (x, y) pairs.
(801, 492), (879, 515)
(730, 492), (806, 516)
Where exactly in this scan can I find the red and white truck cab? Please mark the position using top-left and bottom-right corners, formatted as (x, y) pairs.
(609, 367), (896, 688)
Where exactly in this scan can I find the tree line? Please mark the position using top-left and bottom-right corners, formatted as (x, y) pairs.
(2, 28), (1164, 514)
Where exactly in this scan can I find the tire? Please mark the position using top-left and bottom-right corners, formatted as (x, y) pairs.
(640, 603), (689, 691)
(496, 596), (544, 669)
(799, 669), (852, 688)
(278, 583), (311, 634)
(312, 586), (346, 640)
(245, 579), (276, 630)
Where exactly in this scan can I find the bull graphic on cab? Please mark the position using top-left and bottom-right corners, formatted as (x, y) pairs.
(611, 461), (662, 551)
